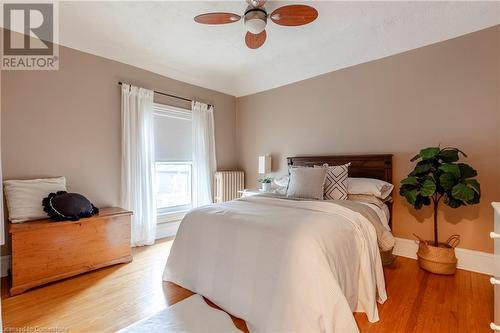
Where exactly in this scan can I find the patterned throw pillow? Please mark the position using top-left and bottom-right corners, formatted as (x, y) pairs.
(316, 163), (350, 200)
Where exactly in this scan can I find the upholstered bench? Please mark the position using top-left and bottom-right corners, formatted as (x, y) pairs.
(8, 207), (133, 295)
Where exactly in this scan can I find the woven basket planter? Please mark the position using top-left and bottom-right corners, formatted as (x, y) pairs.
(380, 247), (395, 266)
(415, 234), (460, 275)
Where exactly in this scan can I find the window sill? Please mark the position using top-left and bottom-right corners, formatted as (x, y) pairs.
(156, 221), (180, 240)
(157, 211), (187, 224)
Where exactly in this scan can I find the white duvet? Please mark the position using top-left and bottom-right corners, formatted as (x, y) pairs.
(163, 196), (387, 333)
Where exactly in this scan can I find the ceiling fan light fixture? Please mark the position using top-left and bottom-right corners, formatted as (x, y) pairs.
(244, 8), (267, 34)
(245, 18), (266, 34)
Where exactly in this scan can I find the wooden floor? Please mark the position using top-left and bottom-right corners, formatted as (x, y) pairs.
(1, 238), (493, 333)
(353, 257), (493, 333)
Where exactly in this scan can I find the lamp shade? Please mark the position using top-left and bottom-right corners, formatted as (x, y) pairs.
(258, 155), (271, 174)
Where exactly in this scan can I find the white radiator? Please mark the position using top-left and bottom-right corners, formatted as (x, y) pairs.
(214, 171), (245, 203)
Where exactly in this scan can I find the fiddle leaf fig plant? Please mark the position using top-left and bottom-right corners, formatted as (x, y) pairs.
(399, 147), (480, 246)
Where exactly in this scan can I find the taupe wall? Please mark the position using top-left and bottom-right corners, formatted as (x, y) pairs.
(1, 45), (237, 255)
(236, 26), (500, 253)
(1, 26), (498, 255)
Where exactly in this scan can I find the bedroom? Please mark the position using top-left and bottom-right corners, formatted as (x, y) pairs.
(0, 1), (499, 332)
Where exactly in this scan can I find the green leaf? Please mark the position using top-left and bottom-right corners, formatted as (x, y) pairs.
(458, 163), (477, 179)
(400, 184), (415, 192)
(451, 183), (474, 202)
(414, 196), (424, 209)
(467, 191), (480, 205)
(465, 179), (481, 194)
(444, 194), (463, 208)
(404, 189), (418, 206)
(411, 161), (433, 175)
(420, 179), (436, 197)
(439, 149), (459, 163)
(399, 185), (417, 200)
(410, 154), (421, 162)
(414, 195), (432, 209)
(439, 163), (461, 178)
(401, 176), (418, 186)
(439, 173), (456, 190)
(420, 147), (440, 160)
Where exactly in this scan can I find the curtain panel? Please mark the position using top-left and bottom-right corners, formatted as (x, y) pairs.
(121, 84), (157, 246)
(192, 101), (217, 207)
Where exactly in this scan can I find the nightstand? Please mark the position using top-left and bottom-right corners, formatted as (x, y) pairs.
(238, 189), (266, 197)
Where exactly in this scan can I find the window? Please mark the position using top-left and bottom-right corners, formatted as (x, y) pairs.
(153, 103), (192, 219)
(156, 162), (192, 214)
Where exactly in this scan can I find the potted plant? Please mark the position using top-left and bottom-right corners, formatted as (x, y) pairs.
(258, 177), (273, 192)
(399, 146), (480, 275)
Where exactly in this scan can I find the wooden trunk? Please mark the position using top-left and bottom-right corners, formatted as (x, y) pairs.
(9, 207), (133, 296)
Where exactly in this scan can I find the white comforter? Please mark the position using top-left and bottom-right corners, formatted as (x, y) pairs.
(163, 196), (387, 333)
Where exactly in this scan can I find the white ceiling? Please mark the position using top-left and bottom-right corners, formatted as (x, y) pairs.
(57, 1), (499, 97)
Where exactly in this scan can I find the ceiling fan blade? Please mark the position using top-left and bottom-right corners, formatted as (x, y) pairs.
(245, 30), (266, 49)
(194, 12), (241, 25)
(270, 5), (318, 26)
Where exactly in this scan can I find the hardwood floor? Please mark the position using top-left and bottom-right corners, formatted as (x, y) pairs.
(354, 257), (493, 333)
(1, 238), (493, 333)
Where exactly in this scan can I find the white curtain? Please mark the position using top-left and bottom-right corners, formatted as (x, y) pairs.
(121, 84), (157, 246)
(192, 101), (217, 207)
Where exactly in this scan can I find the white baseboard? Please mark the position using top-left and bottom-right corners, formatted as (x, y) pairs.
(1, 255), (10, 278)
(155, 221), (181, 240)
(393, 237), (495, 276)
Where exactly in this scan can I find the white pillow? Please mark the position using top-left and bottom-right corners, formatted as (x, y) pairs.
(3, 177), (67, 223)
(272, 175), (290, 194)
(286, 167), (327, 200)
(348, 177), (393, 199)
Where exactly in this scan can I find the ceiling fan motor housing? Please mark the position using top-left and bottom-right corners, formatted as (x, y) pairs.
(244, 7), (267, 34)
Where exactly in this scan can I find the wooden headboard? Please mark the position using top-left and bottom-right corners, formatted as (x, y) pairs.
(287, 154), (393, 227)
(287, 154), (392, 183)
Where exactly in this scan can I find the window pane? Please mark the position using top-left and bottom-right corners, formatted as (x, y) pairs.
(154, 114), (192, 161)
(156, 163), (192, 212)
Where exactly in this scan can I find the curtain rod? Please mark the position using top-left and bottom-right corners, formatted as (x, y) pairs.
(118, 82), (213, 108)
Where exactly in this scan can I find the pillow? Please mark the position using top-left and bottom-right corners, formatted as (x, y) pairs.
(3, 177), (67, 223)
(315, 163), (350, 200)
(348, 177), (394, 199)
(286, 167), (327, 200)
(348, 194), (386, 208)
(272, 175), (290, 195)
(43, 191), (99, 221)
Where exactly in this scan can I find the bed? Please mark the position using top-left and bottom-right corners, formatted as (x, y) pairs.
(163, 154), (394, 333)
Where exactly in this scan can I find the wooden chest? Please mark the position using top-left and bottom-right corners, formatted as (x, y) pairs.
(9, 207), (133, 296)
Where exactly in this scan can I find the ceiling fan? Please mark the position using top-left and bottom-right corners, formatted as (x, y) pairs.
(194, 0), (318, 49)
